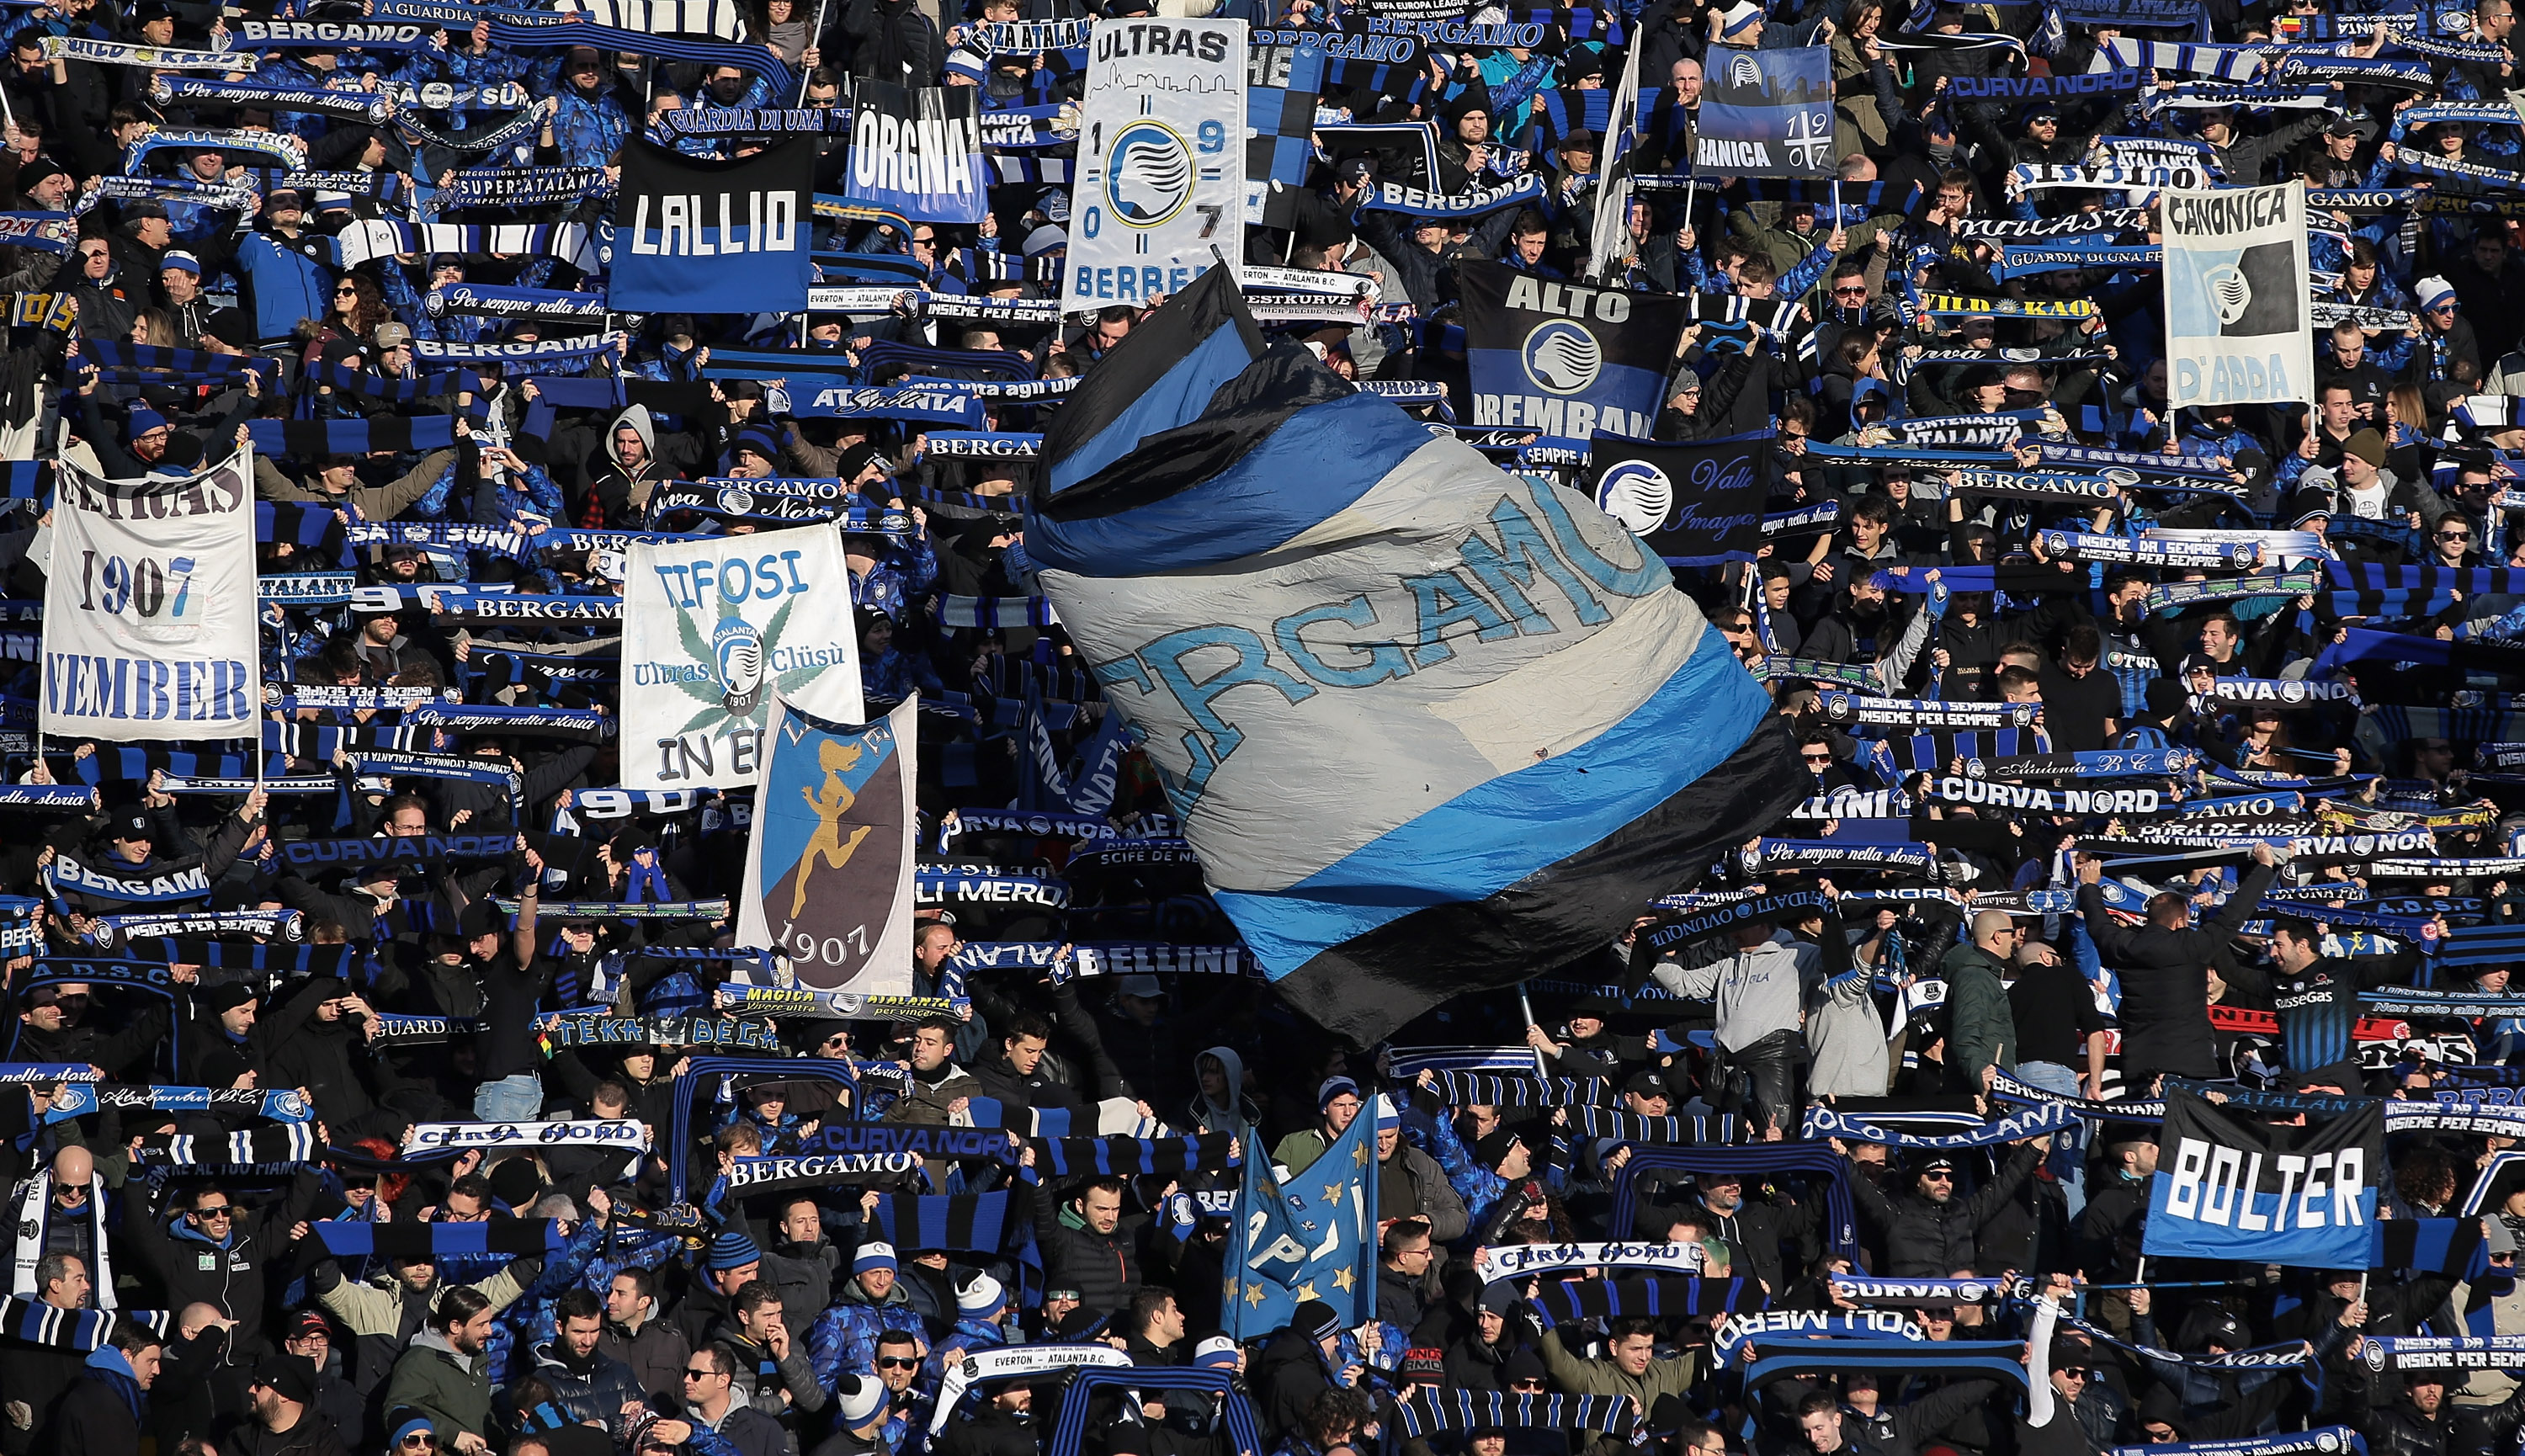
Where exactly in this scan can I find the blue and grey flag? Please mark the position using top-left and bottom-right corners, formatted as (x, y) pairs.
(1023, 270), (1801, 1040)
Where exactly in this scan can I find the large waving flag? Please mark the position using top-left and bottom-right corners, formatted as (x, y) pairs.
(1223, 1104), (1376, 1339)
(1024, 271), (1801, 1040)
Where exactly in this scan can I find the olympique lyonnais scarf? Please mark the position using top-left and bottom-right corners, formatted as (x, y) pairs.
(10, 1176), (114, 1307)
(1021, 1133), (1235, 1182)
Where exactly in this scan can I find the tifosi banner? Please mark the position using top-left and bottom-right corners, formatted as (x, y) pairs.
(1460, 260), (1683, 438)
(42, 450), (257, 741)
(844, 82), (987, 225)
(2143, 1087), (2380, 1267)
(1589, 431), (1772, 565)
(1065, 17), (1247, 312)
(736, 694), (917, 994)
(610, 136), (814, 315)
(2163, 182), (2315, 408)
(1696, 44), (1834, 178)
(620, 526), (864, 788)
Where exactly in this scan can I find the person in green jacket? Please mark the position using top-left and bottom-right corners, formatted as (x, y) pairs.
(380, 1288), (497, 1454)
(1943, 910), (2024, 1093)
(1538, 1317), (1701, 1411)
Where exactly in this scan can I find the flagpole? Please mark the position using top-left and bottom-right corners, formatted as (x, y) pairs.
(796, 0), (830, 105)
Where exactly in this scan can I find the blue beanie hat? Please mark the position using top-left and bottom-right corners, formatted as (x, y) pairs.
(126, 406), (168, 438)
(853, 1240), (898, 1275)
(1373, 1093), (1399, 1131)
(707, 1230), (762, 1272)
(391, 1416), (436, 1447)
(732, 423), (781, 463)
(1316, 1076), (1359, 1111)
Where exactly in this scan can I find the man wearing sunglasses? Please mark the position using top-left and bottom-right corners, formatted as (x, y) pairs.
(1942, 911), (2024, 1096)
(126, 1180), (316, 1358)
(1845, 1141), (2046, 1279)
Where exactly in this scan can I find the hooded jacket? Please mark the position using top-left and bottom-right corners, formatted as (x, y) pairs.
(577, 405), (689, 527)
(47, 1347), (146, 1456)
(1183, 1044), (1262, 1140)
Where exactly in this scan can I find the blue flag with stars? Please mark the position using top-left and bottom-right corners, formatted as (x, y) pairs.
(1223, 1108), (1378, 1338)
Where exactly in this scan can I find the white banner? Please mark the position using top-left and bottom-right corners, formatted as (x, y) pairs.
(2163, 182), (2315, 408)
(403, 1119), (653, 1152)
(619, 525), (864, 789)
(42, 449), (258, 741)
(735, 693), (917, 994)
(1065, 18), (1246, 313)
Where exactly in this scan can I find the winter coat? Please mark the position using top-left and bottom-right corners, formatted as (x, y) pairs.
(1032, 1185), (1142, 1317)
(45, 1350), (147, 1456)
(2078, 863), (2276, 1082)
(379, 1328), (492, 1443)
(1847, 1141), (2044, 1277)
(524, 1339), (642, 1429)
(1940, 943), (2019, 1089)
(598, 1311), (690, 1402)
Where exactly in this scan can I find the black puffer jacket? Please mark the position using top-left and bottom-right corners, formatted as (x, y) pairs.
(1845, 1142), (2043, 1277)
(2077, 862), (2276, 1082)
(525, 1339), (642, 1430)
(1030, 1182), (1142, 1318)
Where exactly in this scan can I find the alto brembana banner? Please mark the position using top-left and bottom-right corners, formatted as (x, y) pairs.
(1588, 432), (1772, 565)
(609, 136), (815, 315)
(2162, 181), (2315, 408)
(1460, 260), (1685, 439)
(736, 694), (917, 995)
(1065, 17), (1247, 313)
(43, 449), (258, 741)
(843, 82), (988, 226)
(1696, 44), (1835, 179)
(2143, 1087), (2382, 1267)
(619, 525), (864, 789)
(1025, 272), (1802, 1041)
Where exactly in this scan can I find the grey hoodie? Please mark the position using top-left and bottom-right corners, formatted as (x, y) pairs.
(602, 404), (669, 513)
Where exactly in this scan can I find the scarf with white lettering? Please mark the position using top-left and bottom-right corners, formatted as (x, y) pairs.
(10, 1175), (112, 1309)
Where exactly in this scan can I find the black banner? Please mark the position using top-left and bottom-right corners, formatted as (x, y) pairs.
(1586, 431), (1771, 565)
(1461, 263), (1687, 439)
(2145, 1089), (2382, 1268)
(609, 136), (815, 314)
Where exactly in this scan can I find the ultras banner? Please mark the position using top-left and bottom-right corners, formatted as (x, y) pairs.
(1460, 260), (1684, 438)
(609, 136), (814, 314)
(1065, 18), (1247, 312)
(2162, 182), (2315, 408)
(42, 449), (257, 741)
(619, 526), (864, 788)
(1587, 431), (1773, 565)
(2142, 1087), (2381, 1267)
(736, 694), (917, 994)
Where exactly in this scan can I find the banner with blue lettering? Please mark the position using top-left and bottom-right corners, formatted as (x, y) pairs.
(2162, 182), (2315, 409)
(1588, 432), (1772, 566)
(610, 136), (814, 315)
(41, 450), (258, 741)
(843, 82), (987, 226)
(1697, 44), (1834, 180)
(1459, 259), (1683, 439)
(2143, 1087), (2380, 1268)
(735, 694), (917, 995)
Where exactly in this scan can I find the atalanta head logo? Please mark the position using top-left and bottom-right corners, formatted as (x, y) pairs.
(1595, 460), (1672, 536)
(1729, 52), (1762, 88)
(1106, 120), (1193, 227)
(716, 486), (755, 517)
(712, 613), (766, 715)
(1522, 320), (1602, 395)
(2205, 263), (2254, 327)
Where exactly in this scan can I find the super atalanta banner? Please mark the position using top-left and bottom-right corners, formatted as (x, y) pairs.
(2144, 1087), (2381, 1267)
(1026, 272), (1802, 1041)
(844, 82), (987, 226)
(2162, 182), (2315, 408)
(619, 526), (864, 789)
(1588, 432), (1771, 565)
(1460, 260), (1684, 439)
(736, 695), (917, 994)
(1697, 44), (1834, 179)
(1065, 17), (1247, 313)
(610, 136), (814, 315)
(42, 450), (258, 741)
